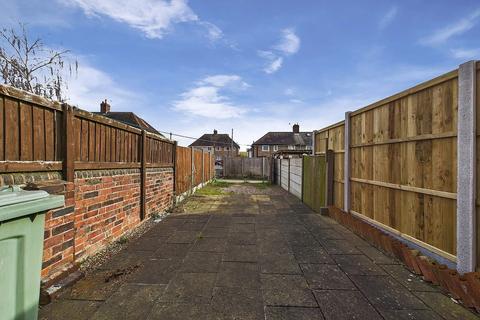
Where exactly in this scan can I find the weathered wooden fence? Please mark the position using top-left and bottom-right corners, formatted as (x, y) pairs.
(302, 155), (327, 212)
(274, 158), (303, 199)
(175, 146), (214, 197)
(313, 61), (480, 273)
(222, 157), (270, 180)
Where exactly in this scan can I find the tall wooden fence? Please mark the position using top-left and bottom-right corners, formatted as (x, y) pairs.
(174, 146), (214, 196)
(222, 157), (270, 180)
(313, 61), (480, 273)
(302, 155), (327, 212)
(0, 85), (175, 174)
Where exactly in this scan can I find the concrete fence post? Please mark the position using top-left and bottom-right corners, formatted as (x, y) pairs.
(457, 60), (477, 273)
(344, 111), (351, 213)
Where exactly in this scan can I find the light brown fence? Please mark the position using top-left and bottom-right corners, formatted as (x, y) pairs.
(314, 122), (345, 210)
(174, 146), (214, 196)
(313, 65), (479, 268)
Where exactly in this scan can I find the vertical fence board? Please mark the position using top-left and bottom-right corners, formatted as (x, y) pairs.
(19, 102), (33, 161)
(44, 109), (55, 161)
(0, 97), (3, 161)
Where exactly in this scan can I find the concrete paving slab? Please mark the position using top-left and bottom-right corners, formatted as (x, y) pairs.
(380, 264), (438, 292)
(128, 259), (180, 284)
(332, 254), (387, 276)
(90, 283), (165, 320)
(39, 300), (101, 320)
(264, 306), (324, 320)
(180, 252), (222, 273)
(223, 244), (259, 262)
(159, 272), (217, 303)
(414, 291), (480, 320)
(261, 274), (317, 307)
(351, 275), (427, 310)
(291, 246), (334, 264)
(300, 264), (356, 290)
(216, 261), (260, 289)
(313, 290), (382, 320)
(211, 286), (264, 320)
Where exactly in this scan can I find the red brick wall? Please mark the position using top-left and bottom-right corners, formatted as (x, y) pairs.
(146, 168), (174, 217)
(40, 168), (174, 281)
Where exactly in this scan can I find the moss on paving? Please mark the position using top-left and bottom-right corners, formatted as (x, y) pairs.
(195, 181), (234, 196)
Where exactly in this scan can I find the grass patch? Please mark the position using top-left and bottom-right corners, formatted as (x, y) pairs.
(195, 180), (232, 196)
(254, 181), (271, 189)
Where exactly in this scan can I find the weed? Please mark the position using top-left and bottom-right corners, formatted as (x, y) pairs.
(116, 236), (128, 245)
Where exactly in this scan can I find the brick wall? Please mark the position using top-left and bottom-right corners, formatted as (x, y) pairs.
(146, 168), (174, 216)
(37, 168), (174, 282)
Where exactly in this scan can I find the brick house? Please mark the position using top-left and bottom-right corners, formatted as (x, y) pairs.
(251, 124), (313, 157)
(189, 130), (240, 160)
(95, 100), (165, 137)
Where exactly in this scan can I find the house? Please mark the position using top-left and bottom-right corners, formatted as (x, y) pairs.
(189, 129), (240, 159)
(251, 124), (313, 157)
(95, 100), (165, 137)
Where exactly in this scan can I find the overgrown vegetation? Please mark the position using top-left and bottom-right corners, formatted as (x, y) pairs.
(195, 180), (232, 196)
(252, 181), (271, 189)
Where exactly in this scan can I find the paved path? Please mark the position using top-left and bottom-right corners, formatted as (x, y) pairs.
(40, 185), (479, 320)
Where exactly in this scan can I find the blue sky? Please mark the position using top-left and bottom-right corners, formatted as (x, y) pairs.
(2, 0), (480, 149)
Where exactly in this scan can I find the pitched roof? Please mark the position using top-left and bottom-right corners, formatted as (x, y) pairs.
(189, 133), (240, 149)
(252, 132), (312, 146)
(94, 112), (164, 137)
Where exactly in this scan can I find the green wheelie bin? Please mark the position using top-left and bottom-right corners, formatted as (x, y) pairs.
(0, 186), (64, 320)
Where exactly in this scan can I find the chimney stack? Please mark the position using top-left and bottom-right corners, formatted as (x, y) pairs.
(293, 123), (299, 133)
(100, 99), (111, 113)
(213, 129), (218, 135)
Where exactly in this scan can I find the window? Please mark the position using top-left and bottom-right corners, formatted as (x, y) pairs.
(216, 146), (221, 151)
(207, 147), (212, 151)
(273, 145), (278, 151)
(261, 145), (269, 151)
(226, 147), (230, 151)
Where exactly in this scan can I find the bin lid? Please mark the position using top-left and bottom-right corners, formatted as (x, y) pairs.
(0, 186), (65, 222)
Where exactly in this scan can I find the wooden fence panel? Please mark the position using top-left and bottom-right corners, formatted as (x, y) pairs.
(314, 122), (345, 210)
(1, 96), (62, 163)
(302, 155), (326, 212)
(175, 146), (192, 195)
(193, 149), (203, 186)
(314, 70), (460, 262)
(349, 74), (458, 258)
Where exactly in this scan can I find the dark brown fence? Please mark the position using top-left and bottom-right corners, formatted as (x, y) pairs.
(0, 85), (175, 176)
(175, 146), (214, 196)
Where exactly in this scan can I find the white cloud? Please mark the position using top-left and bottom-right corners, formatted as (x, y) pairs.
(173, 75), (247, 119)
(198, 21), (223, 42)
(199, 75), (249, 88)
(258, 28), (300, 74)
(420, 9), (480, 45)
(60, 0), (223, 40)
(379, 6), (398, 29)
(264, 57), (283, 74)
(450, 48), (480, 59)
(63, 59), (138, 111)
(275, 28), (300, 55)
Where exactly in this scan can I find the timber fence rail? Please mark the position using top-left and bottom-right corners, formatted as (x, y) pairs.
(312, 61), (480, 274)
